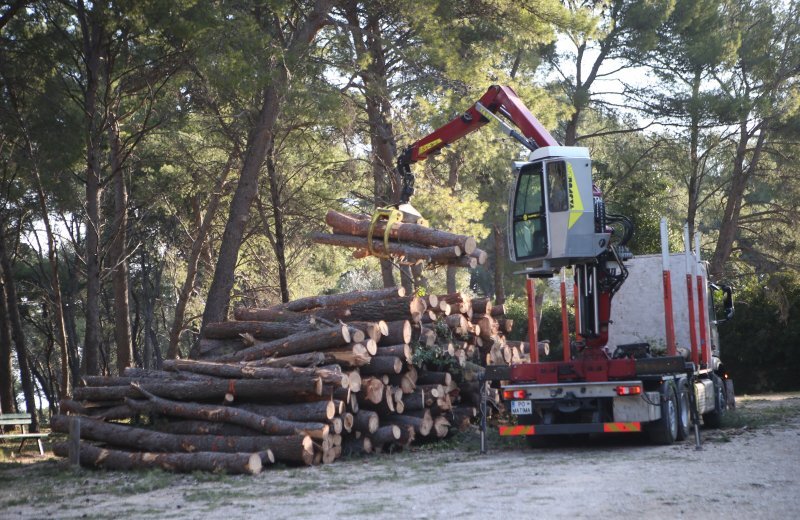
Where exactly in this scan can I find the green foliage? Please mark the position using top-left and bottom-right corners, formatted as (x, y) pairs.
(719, 275), (800, 393)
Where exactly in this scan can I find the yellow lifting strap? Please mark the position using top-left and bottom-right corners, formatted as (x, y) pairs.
(367, 207), (403, 259)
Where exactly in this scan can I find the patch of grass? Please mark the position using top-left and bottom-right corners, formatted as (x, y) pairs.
(347, 501), (388, 515)
(1, 495), (30, 507)
(721, 402), (800, 430)
(112, 469), (178, 495)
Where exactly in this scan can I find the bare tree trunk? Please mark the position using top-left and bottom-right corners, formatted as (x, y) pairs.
(0, 234), (38, 431)
(0, 275), (16, 414)
(493, 224), (506, 305)
(167, 153), (235, 359)
(709, 124), (767, 278)
(265, 147), (290, 303)
(109, 117), (133, 375)
(80, 5), (105, 376)
(201, 2), (332, 327)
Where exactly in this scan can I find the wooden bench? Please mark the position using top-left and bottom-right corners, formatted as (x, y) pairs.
(0, 413), (48, 456)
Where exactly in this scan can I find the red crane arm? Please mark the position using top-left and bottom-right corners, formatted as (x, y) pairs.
(396, 85), (558, 203)
(401, 85), (558, 164)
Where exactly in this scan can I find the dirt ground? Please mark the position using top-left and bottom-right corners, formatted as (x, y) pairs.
(2, 393), (799, 519)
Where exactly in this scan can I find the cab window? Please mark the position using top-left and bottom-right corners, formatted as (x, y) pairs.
(512, 162), (548, 260)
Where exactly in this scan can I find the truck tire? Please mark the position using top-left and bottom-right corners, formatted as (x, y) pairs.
(675, 380), (692, 441)
(702, 374), (726, 429)
(647, 381), (678, 445)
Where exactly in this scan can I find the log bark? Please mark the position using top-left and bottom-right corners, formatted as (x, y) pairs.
(162, 359), (346, 387)
(59, 399), (137, 420)
(444, 256), (478, 269)
(471, 297), (492, 315)
(347, 321), (385, 343)
(51, 415), (311, 464)
(341, 436), (372, 456)
(416, 371), (452, 386)
(375, 344), (412, 363)
(470, 248), (488, 265)
(352, 410), (379, 434)
(217, 325), (351, 362)
(276, 287), (404, 312)
(202, 320), (313, 340)
(192, 338), (248, 359)
(383, 413), (432, 437)
(243, 351), (327, 368)
(233, 307), (308, 322)
(370, 425), (401, 449)
(126, 389), (329, 438)
(53, 440), (266, 474)
(236, 401), (336, 422)
(380, 320), (411, 346)
(395, 424), (415, 446)
(321, 343), (372, 368)
(312, 232), (462, 263)
(153, 420), (261, 437)
(387, 372), (416, 394)
(359, 356), (403, 376)
(326, 210), (477, 254)
(74, 376), (323, 403)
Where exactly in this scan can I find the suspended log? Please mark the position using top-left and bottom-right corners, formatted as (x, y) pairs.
(162, 359), (346, 387)
(125, 388), (329, 438)
(380, 320), (412, 346)
(217, 325), (351, 362)
(470, 248), (488, 265)
(376, 344), (412, 363)
(443, 256), (478, 269)
(325, 210), (477, 255)
(53, 441), (266, 475)
(313, 232), (462, 264)
(277, 287), (405, 312)
(352, 411), (379, 434)
(359, 356), (403, 376)
(235, 401), (337, 423)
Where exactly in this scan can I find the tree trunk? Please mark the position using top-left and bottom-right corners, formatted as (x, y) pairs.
(201, 0), (332, 328)
(265, 147), (291, 303)
(167, 152), (235, 359)
(0, 274), (15, 414)
(0, 235), (38, 430)
(53, 440), (266, 475)
(109, 117), (133, 375)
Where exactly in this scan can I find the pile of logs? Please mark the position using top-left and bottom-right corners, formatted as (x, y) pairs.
(311, 210), (488, 268)
(54, 287), (527, 474)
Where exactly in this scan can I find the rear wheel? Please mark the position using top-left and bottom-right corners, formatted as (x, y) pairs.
(675, 380), (692, 441)
(703, 374), (726, 428)
(647, 382), (678, 445)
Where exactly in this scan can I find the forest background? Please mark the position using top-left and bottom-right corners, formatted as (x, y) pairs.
(1, 0), (799, 430)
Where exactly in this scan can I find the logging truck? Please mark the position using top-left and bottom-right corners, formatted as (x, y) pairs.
(393, 85), (735, 446)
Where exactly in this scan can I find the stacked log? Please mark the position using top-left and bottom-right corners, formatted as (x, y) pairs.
(311, 210), (487, 268)
(55, 288), (521, 473)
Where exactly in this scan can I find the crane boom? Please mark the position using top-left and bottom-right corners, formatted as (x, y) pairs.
(397, 85), (558, 204)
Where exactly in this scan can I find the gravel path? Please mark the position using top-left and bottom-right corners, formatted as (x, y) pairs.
(2, 394), (798, 519)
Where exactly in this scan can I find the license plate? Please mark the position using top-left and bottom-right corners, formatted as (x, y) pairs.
(510, 400), (532, 415)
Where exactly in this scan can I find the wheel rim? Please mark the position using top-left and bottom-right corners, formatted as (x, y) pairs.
(679, 390), (690, 430)
(668, 397), (677, 439)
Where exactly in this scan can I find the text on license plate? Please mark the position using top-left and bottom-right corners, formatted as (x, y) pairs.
(510, 400), (532, 415)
